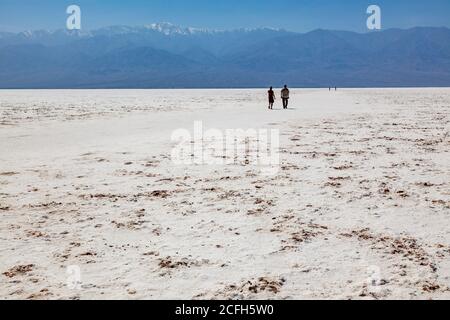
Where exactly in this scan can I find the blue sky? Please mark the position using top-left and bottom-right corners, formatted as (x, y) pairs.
(1, 0), (450, 33)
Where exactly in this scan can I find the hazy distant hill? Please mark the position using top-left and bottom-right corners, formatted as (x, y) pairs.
(0, 23), (449, 88)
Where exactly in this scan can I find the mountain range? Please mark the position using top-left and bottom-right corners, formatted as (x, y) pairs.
(0, 23), (449, 88)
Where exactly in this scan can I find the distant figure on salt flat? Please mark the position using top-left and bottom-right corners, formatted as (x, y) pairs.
(268, 87), (275, 110)
(281, 85), (290, 109)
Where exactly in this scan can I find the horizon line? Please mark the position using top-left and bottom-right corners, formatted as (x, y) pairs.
(1, 23), (449, 35)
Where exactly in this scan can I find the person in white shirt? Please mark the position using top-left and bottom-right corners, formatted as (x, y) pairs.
(281, 85), (290, 109)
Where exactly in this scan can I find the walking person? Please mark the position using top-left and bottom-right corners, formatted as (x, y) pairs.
(281, 85), (290, 109)
(268, 87), (275, 110)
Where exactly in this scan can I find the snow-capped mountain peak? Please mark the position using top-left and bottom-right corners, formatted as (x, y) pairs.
(3, 23), (286, 39)
(144, 22), (214, 35)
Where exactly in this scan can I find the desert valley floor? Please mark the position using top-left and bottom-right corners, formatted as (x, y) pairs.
(0, 88), (449, 299)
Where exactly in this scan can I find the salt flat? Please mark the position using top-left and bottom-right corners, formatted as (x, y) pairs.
(0, 88), (449, 300)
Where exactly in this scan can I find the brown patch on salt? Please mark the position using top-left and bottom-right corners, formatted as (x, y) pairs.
(0, 172), (18, 176)
(197, 277), (285, 299)
(3, 264), (34, 278)
(341, 228), (437, 272)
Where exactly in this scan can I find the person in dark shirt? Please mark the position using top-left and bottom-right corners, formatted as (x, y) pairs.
(268, 87), (275, 110)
